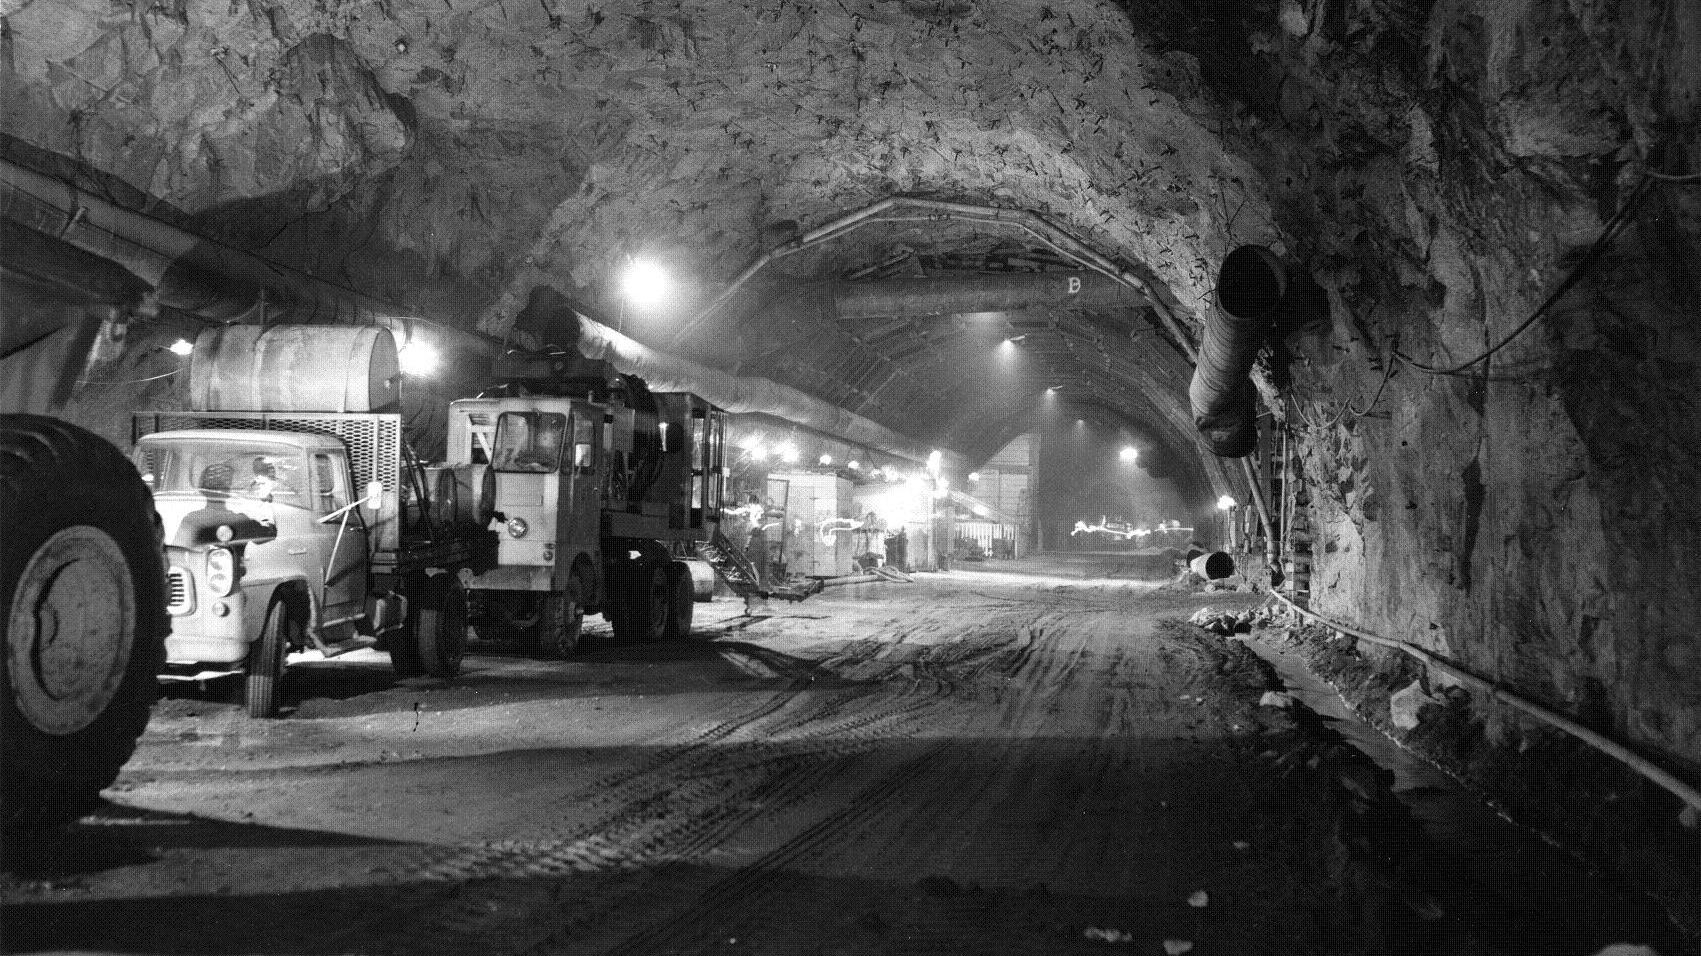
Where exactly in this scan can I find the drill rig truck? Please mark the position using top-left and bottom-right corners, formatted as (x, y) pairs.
(445, 347), (738, 656)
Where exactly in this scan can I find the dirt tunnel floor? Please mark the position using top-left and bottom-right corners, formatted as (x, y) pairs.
(2, 566), (1684, 955)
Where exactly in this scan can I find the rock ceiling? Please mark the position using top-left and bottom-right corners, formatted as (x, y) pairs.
(3, 0), (1288, 473)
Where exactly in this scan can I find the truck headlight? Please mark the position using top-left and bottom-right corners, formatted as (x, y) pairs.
(206, 548), (236, 596)
(506, 517), (529, 539)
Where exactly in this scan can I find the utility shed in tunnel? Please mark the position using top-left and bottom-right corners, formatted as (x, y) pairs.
(2, 0), (1700, 952)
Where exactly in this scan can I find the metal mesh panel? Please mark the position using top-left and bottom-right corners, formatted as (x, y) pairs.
(134, 412), (402, 551)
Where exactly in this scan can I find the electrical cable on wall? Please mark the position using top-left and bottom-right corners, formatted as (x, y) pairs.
(1392, 170), (1672, 377)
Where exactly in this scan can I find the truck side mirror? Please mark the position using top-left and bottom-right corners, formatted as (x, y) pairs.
(364, 479), (385, 512)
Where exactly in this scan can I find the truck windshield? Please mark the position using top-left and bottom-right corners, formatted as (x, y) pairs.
(134, 440), (307, 506)
(493, 412), (567, 473)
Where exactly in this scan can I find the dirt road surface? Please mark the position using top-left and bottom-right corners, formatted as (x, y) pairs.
(3, 566), (1680, 955)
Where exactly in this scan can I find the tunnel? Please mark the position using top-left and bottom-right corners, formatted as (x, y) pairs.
(1, 1), (1698, 953)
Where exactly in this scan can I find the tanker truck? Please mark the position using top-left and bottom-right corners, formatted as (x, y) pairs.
(131, 325), (498, 717)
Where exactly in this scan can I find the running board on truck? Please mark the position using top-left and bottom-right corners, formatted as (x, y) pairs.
(698, 528), (823, 602)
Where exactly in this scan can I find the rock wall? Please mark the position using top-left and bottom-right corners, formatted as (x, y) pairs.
(1165, 0), (1701, 767)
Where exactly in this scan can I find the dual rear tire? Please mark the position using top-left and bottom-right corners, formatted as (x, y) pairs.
(389, 577), (467, 679)
(608, 562), (695, 642)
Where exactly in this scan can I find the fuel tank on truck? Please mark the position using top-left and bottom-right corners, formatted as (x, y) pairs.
(188, 325), (400, 413)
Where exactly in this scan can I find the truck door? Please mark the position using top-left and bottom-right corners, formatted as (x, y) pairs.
(313, 450), (368, 620)
(558, 410), (603, 577)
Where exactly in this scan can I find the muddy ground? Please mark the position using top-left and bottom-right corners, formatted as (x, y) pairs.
(3, 563), (1686, 955)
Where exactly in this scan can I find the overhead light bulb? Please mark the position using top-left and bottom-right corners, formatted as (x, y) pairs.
(848, 460), (861, 471)
(620, 258), (671, 308)
(398, 340), (440, 376)
(968, 471), (981, 483)
(1119, 446), (1138, 462)
(819, 453), (833, 466)
(167, 338), (194, 356)
(1217, 495), (1237, 510)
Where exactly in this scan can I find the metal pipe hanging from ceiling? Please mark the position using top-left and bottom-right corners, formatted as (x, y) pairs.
(565, 311), (950, 467)
(832, 271), (1144, 319)
(0, 158), (399, 325)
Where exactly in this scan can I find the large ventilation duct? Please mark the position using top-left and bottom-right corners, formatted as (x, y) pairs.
(1189, 246), (1285, 458)
(833, 271), (1144, 319)
(0, 159), (397, 324)
(564, 312), (949, 467)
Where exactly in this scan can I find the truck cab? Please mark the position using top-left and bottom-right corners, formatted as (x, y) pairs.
(135, 429), (372, 672)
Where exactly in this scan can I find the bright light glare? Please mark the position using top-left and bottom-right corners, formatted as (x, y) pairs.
(972, 504), (990, 517)
(750, 444), (768, 461)
(967, 471), (981, 483)
(167, 338), (194, 357)
(1217, 495), (1238, 510)
(848, 460), (861, 471)
(779, 442), (799, 464)
(621, 259), (671, 307)
(1119, 446), (1138, 462)
(398, 340), (440, 376)
(819, 454), (833, 466)
(926, 450), (942, 476)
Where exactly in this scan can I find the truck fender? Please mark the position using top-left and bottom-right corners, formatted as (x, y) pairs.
(239, 574), (312, 647)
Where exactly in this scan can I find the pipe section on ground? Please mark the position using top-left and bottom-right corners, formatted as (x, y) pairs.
(1189, 551), (1235, 580)
(565, 312), (948, 466)
(833, 271), (1143, 319)
(1189, 246), (1284, 458)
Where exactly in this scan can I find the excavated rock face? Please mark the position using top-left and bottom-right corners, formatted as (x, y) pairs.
(3, 0), (1698, 768)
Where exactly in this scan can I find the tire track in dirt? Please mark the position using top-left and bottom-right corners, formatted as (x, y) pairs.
(576, 613), (1099, 954)
(335, 644), (973, 955)
(594, 738), (957, 956)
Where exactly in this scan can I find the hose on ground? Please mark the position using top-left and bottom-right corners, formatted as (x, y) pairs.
(1268, 590), (1701, 820)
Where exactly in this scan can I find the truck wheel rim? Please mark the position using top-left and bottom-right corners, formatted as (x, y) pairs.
(7, 526), (136, 735)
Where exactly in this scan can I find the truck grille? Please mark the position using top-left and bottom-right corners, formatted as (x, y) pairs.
(167, 567), (193, 614)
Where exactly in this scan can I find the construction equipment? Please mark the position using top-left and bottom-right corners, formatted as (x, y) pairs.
(132, 325), (497, 717)
(447, 347), (818, 657)
(2, 228), (168, 814)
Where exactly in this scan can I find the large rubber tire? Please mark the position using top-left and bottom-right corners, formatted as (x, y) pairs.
(386, 624), (425, 678)
(662, 563), (696, 641)
(536, 577), (585, 659)
(409, 577), (467, 679)
(1, 415), (166, 817)
(245, 598), (294, 719)
(609, 566), (669, 643)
